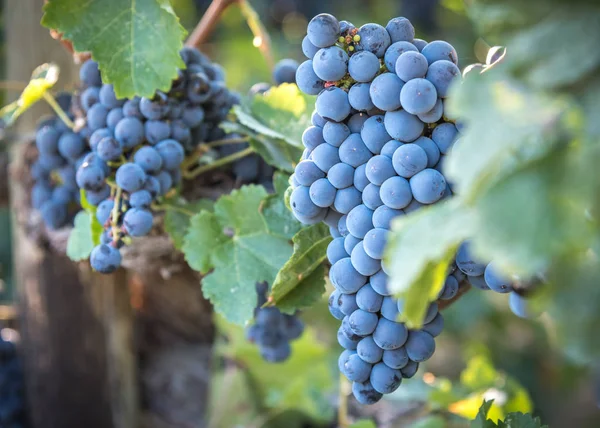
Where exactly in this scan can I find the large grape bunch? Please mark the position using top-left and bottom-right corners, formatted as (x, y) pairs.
(290, 13), (463, 404)
(245, 283), (305, 363)
(0, 330), (27, 427)
(32, 94), (90, 230)
(74, 47), (238, 274)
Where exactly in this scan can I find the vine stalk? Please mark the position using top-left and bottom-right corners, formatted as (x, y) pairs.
(183, 146), (254, 179)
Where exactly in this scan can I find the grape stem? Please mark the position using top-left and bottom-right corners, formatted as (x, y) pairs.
(438, 280), (471, 311)
(42, 92), (75, 129)
(204, 136), (249, 148)
(151, 203), (195, 217)
(236, 0), (275, 71)
(182, 146), (254, 179)
(180, 136), (248, 171)
(185, 0), (240, 47)
(338, 374), (350, 428)
(110, 187), (123, 244)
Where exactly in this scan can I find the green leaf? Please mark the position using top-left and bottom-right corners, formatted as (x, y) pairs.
(182, 185), (296, 324)
(66, 211), (96, 261)
(500, 413), (547, 428)
(471, 401), (495, 428)
(163, 198), (213, 251)
(350, 420), (377, 428)
(42, 0), (186, 99)
(261, 173), (302, 238)
(385, 199), (474, 328)
(409, 416), (446, 428)
(460, 355), (499, 392)
(270, 223), (330, 313)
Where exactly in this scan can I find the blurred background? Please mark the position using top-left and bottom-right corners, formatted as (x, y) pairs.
(0, 1), (598, 427)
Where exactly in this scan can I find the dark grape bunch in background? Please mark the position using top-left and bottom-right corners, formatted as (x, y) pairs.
(0, 329), (27, 427)
(246, 283), (304, 363)
(291, 12), (463, 404)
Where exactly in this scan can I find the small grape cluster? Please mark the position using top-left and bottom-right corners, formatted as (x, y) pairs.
(73, 47), (238, 274)
(290, 13), (462, 404)
(0, 330), (27, 427)
(32, 95), (89, 230)
(245, 283), (304, 363)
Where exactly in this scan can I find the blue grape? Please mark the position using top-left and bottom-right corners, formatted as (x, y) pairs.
(39, 153), (66, 170)
(370, 362), (402, 394)
(348, 309), (379, 336)
(328, 163), (354, 189)
(383, 41), (418, 71)
(405, 330), (435, 362)
(423, 313), (444, 337)
(129, 190), (152, 209)
(96, 136), (122, 161)
(85, 184), (111, 206)
(344, 235), (361, 256)
(296, 60), (325, 96)
(373, 318), (408, 350)
(114, 117), (145, 150)
(155, 139), (184, 170)
(339, 20), (355, 34)
(155, 170), (173, 195)
(382, 347), (408, 369)
(115, 163), (146, 193)
(324, 209), (343, 229)
(413, 136), (440, 167)
(426, 60), (460, 98)
(313, 46), (349, 81)
(96, 199), (114, 225)
(338, 214), (349, 237)
(384, 110), (424, 142)
(360, 115), (391, 154)
(357, 336), (383, 364)
(400, 360), (419, 378)
(273, 59), (299, 84)
(81, 86), (100, 112)
(87, 103), (109, 131)
(351, 241), (381, 276)
(343, 353), (372, 382)
(333, 186), (362, 214)
(381, 296), (400, 321)
(90, 244), (121, 273)
(290, 186), (322, 218)
(309, 178), (336, 207)
(400, 78), (438, 115)
(352, 380), (383, 405)
(455, 241), (487, 276)
(362, 183), (383, 210)
(369, 73), (403, 111)
(329, 290), (346, 320)
(123, 98), (142, 118)
(395, 51), (429, 81)
(260, 342), (291, 363)
(370, 269), (391, 296)
(386, 17), (415, 43)
(323, 122), (351, 147)
(302, 35), (320, 59)
(182, 106), (205, 128)
(134, 146), (163, 174)
(80, 59), (102, 87)
(307, 13), (340, 48)
(145, 120), (171, 145)
(89, 128), (112, 151)
(338, 349), (354, 373)
(380, 176), (412, 209)
(76, 162), (105, 191)
(348, 83), (375, 112)
(311, 143), (340, 172)
(431, 123), (458, 154)
(413, 39), (428, 51)
(348, 51), (380, 83)
(365, 155), (395, 185)
(36, 125), (60, 154)
(357, 23), (391, 58)
(31, 183), (52, 209)
(106, 107), (124, 131)
(295, 160), (325, 186)
(171, 120), (191, 147)
(363, 228), (388, 259)
(356, 284), (383, 312)
(347, 204), (374, 239)
(338, 293), (359, 316)
(328, 237), (349, 265)
(40, 200), (68, 229)
(330, 257), (367, 294)
(392, 143), (428, 178)
(484, 262), (514, 293)
(123, 208), (153, 237)
(315, 87), (351, 122)
(339, 134), (372, 167)
(409, 169), (446, 204)
(347, 113), (369, 133)
(469, 274), (490, 290)
(139, 97), (170, 120)
(143, 176), (161, 198)
(302, 126), (325, 150)
(421, 40), (458, 65)
(372, 205), (404, 229)
(438, 275), (459, 300)
(509, 293), (536, 318)
(417, 98), (443, 123)
(353, 164), (369, 192)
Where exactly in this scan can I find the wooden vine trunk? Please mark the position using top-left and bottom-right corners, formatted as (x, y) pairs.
(6, 1), (216, 427)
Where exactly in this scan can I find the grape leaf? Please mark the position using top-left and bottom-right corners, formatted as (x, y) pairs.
(385, 199), (474, 328)
(270, 223), (331, 313)
(182, 185), (296, 324)
(350, 421), (377, 428)
(470, 400), (496, 428)
(66, 211), (95, 261)
(42, 0), (186, 99)
(470, 400), (547, 428)
(260, 172), (302, 238)
(163, 198), (213, 251)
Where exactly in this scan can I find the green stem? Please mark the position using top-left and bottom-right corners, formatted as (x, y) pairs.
(151, 203), (195, 217)
(111, 187), (123, 243)
(181, 136), (250, 170)
(42, 92), (75, 129)
(204, 136), (249, 148)
(183, 147), (254, 179)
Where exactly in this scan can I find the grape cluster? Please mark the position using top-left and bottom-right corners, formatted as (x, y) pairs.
(245, 283), (305, 363)
(290, 13), (462, 404)
(74, 47), (238, 274)
(32, 96), (89, 230)
(0, 330), (26, 427)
